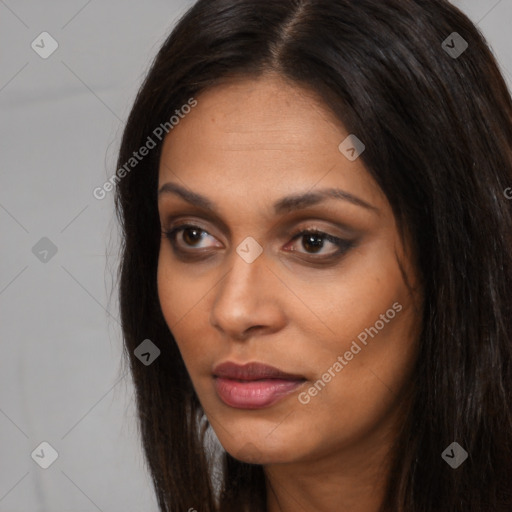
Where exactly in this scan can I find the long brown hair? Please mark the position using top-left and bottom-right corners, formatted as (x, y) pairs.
(114, 1), (512, 510)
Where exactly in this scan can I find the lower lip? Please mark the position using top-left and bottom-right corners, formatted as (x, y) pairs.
(214, 377), (305, 409)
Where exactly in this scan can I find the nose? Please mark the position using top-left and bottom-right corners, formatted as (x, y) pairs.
(209, 247), (287, 340)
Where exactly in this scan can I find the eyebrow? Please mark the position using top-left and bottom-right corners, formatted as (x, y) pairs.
(158, 182), (379, 215)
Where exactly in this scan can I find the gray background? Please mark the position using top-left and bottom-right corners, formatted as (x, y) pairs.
(1, 1), (511, 511)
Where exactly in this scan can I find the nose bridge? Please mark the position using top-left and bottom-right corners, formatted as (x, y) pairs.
(209, 246), (283, 337)
(214, 248), (266, 314)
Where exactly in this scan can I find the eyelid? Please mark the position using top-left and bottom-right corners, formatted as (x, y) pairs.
(163, 223), (223, 249)
(163, 212), (356, 238)
(164, 215), (221, 234)
(161, 210), (231, 240)
(162, 217), (348, 243)
(285, 228), (355, 258)
(162, 221), (355, 261)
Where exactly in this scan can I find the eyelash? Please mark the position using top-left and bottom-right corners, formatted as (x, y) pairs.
(162, 223), (355, 262)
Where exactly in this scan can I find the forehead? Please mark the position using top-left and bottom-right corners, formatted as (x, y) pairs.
(158, 74), (384, 213)
(163, 74), (341, 154)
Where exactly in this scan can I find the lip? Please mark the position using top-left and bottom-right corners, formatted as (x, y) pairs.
(212, 361), (306, 409)
(213, 361), (305, 381)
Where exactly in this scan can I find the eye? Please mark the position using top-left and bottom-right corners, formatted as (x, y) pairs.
(162, 223), (355, 261)
(286, 229), (354, 258)
(163, 224), (220, 251)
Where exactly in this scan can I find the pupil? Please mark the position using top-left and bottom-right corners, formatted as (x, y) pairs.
(303, 233), (323, 253)
(183, 228), (202, 245)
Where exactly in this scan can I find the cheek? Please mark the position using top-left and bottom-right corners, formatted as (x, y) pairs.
(157, 251), (216, 367)
(290, 296), (418, 458)
(157, 252), (179, 325)
(293, 240), (419, 419)
(157, 245), (208, 325)
(290, 236), (413, 357)
(308, 305), (418, 454)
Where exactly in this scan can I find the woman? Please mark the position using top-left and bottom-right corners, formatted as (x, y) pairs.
(114, 0), (512, 510)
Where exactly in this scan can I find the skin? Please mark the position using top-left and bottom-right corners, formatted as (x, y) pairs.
(157, 73), (422, 512)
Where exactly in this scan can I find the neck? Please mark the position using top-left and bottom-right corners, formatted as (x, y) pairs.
(263, 412), (401, 512)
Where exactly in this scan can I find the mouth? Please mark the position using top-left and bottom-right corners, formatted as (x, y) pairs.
(212, 361), (307, 409)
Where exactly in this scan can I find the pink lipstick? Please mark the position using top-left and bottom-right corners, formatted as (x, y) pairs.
(212, 361), (306, 409)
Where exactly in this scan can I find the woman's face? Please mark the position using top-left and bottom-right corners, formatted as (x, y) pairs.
(157, 74), (421, 466)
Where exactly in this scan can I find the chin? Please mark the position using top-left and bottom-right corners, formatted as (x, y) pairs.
(214, 425), (307, 465)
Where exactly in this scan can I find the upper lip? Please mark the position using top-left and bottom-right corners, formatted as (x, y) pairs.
(213, 361), (305, 381)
